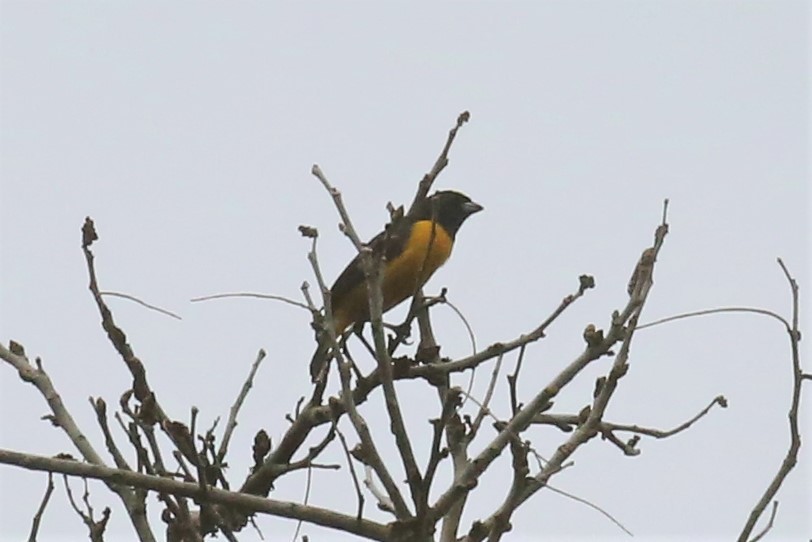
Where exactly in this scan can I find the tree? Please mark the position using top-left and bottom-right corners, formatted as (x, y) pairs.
(1, 114), (806, 542)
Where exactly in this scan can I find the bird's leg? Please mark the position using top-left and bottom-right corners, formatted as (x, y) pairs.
(387, 289), (449, 356)
(386, 318), (413, 356)
(385, 291), (435, 355)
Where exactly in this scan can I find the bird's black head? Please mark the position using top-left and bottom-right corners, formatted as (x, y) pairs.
(413, 190), (483, 238)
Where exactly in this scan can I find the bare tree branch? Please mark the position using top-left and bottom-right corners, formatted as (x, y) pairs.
(310, 165), (428, 517)
(455, 203), (669, 540)
(411, 274), (595, 378)
(506, 344), (527, 416)
(468, 353), (504, 441)
(533, 395), (728, 440)
(239, 275), (592, 503)
(310, 164), (365, 251)
(81, 217), (166, 425)
(336, 425), (365, 520)
(439, 413), (468, 542)
(429, 290), (639, 523)
(304, 223), (412, 520)
(0, 345), (108, 467)
(748, 501), (779, 542)
(738, 259), (805, 542)
(240, 114), (586, 516)
(0, 342), (155, 542)
(1, 448), (390, 542)
(90, 397), (131, 470)
(408, 110), (471, 214)
(5, 112), (798, 542)
(217, 349), (268, 462)
(63, 475), (111, 542)
(27, 473), (54, 542)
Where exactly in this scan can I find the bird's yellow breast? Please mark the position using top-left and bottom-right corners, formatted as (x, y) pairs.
(381, 219), (453, 311)
(332, 220), (453, 331)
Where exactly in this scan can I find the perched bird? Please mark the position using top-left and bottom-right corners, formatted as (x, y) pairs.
(310, 190), (483, 381)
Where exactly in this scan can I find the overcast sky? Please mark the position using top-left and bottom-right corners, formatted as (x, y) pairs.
(1, 2), (809, 541)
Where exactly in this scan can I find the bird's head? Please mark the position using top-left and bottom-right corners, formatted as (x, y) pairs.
(416, 190), (483, 238)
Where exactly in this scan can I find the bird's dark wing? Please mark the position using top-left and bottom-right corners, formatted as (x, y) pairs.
(329, 217), (412, 309)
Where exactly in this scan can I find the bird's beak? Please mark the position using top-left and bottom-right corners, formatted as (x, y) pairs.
(462, 201), (484, 215)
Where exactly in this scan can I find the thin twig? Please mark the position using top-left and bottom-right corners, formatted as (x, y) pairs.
(141, 424), (167, 475)
(457, 390), (502, 427)
(738, 259), (804, 542)
(218, 349), (268, 462)
(300, 281), (318, 312)
(444, 299), (478, 354)
(748, 501), (779, 542)
(606, 395), (727, 438)
(546, 484), (633, 537)
(191, 292), (310, 311)
(172, 451), (194, 481)
(421, 388), (463, 519)
(90, 398), (131, 470)
(407, 111), (471, 214)
(27, 472), (54, 542)
(81, 477), (95, 523)
(305, 232), (339, 388)
(310, 164), (364, 251)
(528, 447), (550, 470)
(100, 291), (182, 320)
(290, 464), (313, 542)
(63, 475), (111, 542)
(446, 297), (479, 412)
(506, 344), (527, 416)
(63, 474), (84, 518)
(638, 307), (790, 332)
(533, 395), (728, 439)
(468, 353), (504, 441)
(117, 412), (153, 475)
(337, 426), (365, 520)
(273, 422), (338, 476)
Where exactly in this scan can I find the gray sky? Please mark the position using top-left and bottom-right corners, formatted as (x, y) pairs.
(1, 2), (808, 541)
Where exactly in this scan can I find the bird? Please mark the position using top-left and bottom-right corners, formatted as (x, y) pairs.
(310, 190), (483, 381)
